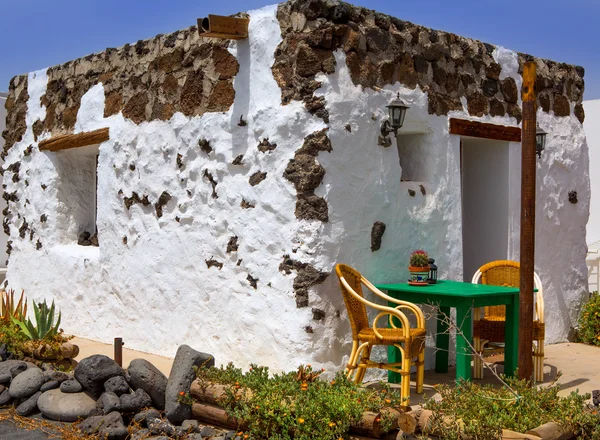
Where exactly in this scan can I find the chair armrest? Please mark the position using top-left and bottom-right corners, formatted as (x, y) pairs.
(339, 276), (412, 338)
(362, 277), (425, 328)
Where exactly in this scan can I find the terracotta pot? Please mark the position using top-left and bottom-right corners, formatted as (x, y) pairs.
(408, 266), (430, 285)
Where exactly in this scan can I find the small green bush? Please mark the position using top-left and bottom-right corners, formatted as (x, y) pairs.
(195, 363), (403, 440)
(0, 321), (29, 358)
(578, 292), (600, 346)
(423, 375), (600, 440)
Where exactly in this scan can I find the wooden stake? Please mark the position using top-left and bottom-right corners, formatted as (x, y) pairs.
(519, 61), (537, 381)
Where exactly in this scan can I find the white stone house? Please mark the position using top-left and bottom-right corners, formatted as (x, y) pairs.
(1, 0), (590, 371)
(585, 99), (600, 291)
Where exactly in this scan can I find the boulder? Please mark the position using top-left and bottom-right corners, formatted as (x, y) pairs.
(60, 379), (83, 393)
(120, 388), (152, 413)
(16, 391), (41, 416)
(37, 389), (97, 422)
(130, 428), (151, 440)
(165, 345), (214, 424)
(128, 359), (168, 410)
(0, 388), (12, 405)
(74, 355), (125, 397)
(40, 380), (60, 392)
(43, 370), (70, 383)
(8, 367), (44, 399)
(100, 392), (121, 414)
(104, 375), (130, 396)
(78, 411), (128, 440)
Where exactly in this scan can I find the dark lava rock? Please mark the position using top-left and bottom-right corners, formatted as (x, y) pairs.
(0, 343), (9, 361)
(181, 419), (199, 432)
(120, 388), (152, 413)
(148, 417), (178, 437)
(16, 391), (41, 416)
(74, 354), (125, 397)
(78, 411), (128, 440)
(593, 389), (600, 407)
(43, 370), (70, 383)
(104, 375), (130, 396)
(128, 358), (167, 410)
(60, 379), (83, 393)
(0, 388), (12, 405)
(165, 345), (214, 424)
(40, 380), (60, 392)
(100, 391), (121, 414)
(201, 426), (217, 437)
(133, 408), (162, 427)
(10, 363), (27, 378)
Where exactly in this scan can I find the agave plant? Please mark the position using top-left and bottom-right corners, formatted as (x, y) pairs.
(11, 299), (61, 341)
(1, 288), (27, 323)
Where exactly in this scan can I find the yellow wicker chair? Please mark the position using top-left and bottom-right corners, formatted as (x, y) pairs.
(471, 260), (545, 382)
(335, 264), (426, 405)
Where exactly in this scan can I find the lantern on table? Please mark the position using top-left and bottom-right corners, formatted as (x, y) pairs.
(428, 258), (437, 284)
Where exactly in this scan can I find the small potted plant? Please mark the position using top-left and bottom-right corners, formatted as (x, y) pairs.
(408, 250), (430, 286)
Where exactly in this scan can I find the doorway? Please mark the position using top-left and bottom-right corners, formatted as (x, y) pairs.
(461, 138), (510, 281)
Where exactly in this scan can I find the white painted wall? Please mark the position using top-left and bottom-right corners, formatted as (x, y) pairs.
(0, 93), (7, 279)
(584, 100), (600, 291)
(2, 6), (590, 372)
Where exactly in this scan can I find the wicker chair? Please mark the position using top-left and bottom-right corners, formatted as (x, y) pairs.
(471, 260), (545, 382)
(335, 264), (426, 405)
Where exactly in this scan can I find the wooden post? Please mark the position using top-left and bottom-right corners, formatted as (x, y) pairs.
(519, 61), (536, 381)
(114, 337), (123, 367)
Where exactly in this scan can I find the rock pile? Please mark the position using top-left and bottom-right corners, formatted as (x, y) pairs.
(0, 345), (240, 440)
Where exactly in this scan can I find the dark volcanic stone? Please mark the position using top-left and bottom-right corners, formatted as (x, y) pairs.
(165, 345), (214, 424)
(128, 359), (168, 410)
(74, 355), (126, 397)
(104, 375), (130, 396)
(60, 379), (82, 393)
(100, 391), (121, 414)
(78, 411), (128, 440)
(371, 221), (386, 252)
(120, 388), (152, 413)
(16, 391), (41, 416)
(0, 388), (12, 405)
(133, 408), (162, 427)
(42, 370), (70, 383)
(40, 380), (60, 392)
(9, 367), (44, 399)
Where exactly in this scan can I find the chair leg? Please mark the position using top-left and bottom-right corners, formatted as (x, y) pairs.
(346, 340), (359, 381)
(533, 339), (544, 383)
(416, 350), (425, 394)
(401, 352), (412, 407)
(356, 345), (372, 384)
(473, 337), (483, 379)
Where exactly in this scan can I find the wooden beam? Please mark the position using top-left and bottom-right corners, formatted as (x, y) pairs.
(197, 15), (249, 40)
(38, 128), (109, 152)
(518, 61), (537, 382)
(449, 118), (521, 142)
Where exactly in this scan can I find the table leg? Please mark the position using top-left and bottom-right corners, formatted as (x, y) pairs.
(435, 306), (451, 373)
(455, 305), (472, 381)
(504, 295), (519, 377)
(387, 296), (401, 383)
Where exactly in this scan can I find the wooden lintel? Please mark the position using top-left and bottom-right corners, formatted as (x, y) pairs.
(197, 15), (249, 40)
(449, 118), (521, 143)
(38, 128), (110, 152)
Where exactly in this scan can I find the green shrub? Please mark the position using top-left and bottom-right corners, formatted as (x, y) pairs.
(423, 375), (600, 440)
(578, 292), (600, 347)
(0, 320), (29, 358)
(195, 363), (404, 440)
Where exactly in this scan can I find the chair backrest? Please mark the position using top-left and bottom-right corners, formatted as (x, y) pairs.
(477, 260), (520, 318)
(335, 264), (370, 338)
(472, 260), (544, 321)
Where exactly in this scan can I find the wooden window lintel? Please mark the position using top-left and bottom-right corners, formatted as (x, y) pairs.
(449, 118), (521, 143)
(38, 127), (110, 152)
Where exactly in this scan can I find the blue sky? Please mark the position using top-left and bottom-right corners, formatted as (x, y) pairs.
(1, 0), (599, 100)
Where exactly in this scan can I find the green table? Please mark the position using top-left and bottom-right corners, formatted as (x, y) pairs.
(375, 280), (520, 382)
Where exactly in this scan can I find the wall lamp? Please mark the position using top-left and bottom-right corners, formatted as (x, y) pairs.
(381, 93), (410, 143)
(536, 123), (547, 158)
